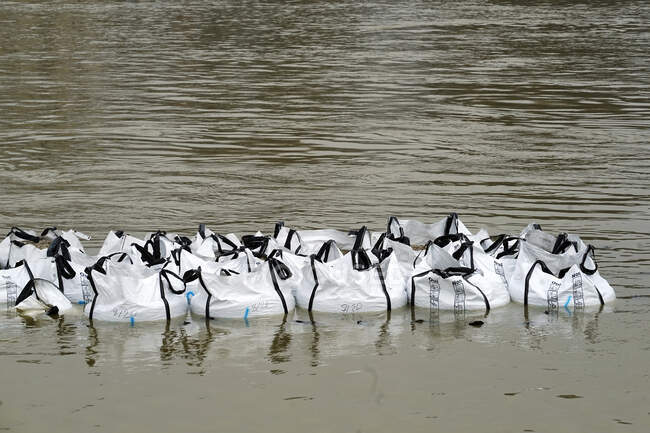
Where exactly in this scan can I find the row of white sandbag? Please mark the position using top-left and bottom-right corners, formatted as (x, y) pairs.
(0, 214), (616, 322)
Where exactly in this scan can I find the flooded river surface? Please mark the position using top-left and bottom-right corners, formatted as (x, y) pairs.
(1, 1), (649, 432)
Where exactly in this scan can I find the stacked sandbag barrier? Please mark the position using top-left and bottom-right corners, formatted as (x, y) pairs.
(0, 214), (617, 323)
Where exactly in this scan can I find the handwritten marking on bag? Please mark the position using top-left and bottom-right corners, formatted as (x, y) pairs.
(340, 303), (362, 313)
(112, 307), (136, 320)
(494, 261), (508, 289)
(249, 298), (270, 313)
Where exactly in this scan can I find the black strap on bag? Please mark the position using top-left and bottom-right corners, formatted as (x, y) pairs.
(198, 224), (207, 240)
(496, 238), (520, 259)
(482, 234), (506, 254)
(451, 241), (475, 270)
(158, 268), (186, 321)
(132, 243), (167, 267)
(273, 221), (284, 239)
(174, 235), (193, 252)
(462, 277), (491, 313)
(444, 213), (459, 235)
(386, 216), (410, 246)
(241, 235), (270, 258)
(15, 261), (39, 306)
(54, 255), (76, 294)
(523, 260), (553, 306)
(46, 236), (72, 261)
(308, 255), (319, 312)
(580, 245), (598, 275)
(376, 263), (391, 311)
(9, 227), (41, 243)
(351, 226), (372, 271)
(433, 233), (469, 248)
(268, 258), (292, 315)
(84, 265), (102, 321)
(370, 233), (394, 263)
(315, 240), (337, 263)
(183, 268), (212, 319)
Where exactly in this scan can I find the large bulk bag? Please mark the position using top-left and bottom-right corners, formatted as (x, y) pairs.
(295, 229), (407, 313)
(12, 261), (73, 317)
(410, 239), (509, 312)
(0, 259), (53, 305)
(184, 256), (296, 319)
(507, 231), (615, 308)
(84, 261), (187, 322)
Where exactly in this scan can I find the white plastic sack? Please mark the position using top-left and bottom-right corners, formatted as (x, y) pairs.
(410, 239), (510, 312)
(507, 232), (615, 308)
(294, 239), (407, 313)
(185, 256), (296, 319)
(84, 261), (187, 322)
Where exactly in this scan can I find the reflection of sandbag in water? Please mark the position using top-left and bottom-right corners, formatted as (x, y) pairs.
(508, 229), (615, 307)
(410, 238), (510, 312)
(295, 228), (408, 313)
(185, 256), (296, 319)
(292, 308), (406, 359)
(84, 260), (187, 323)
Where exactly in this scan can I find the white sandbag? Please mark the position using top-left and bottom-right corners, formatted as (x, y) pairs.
(185, 256), (296, 319)
(84, 261), (187, 323)
(295, 230), (407, 313)
(0, 257), (57, 304)
(12, 260), (72, 316)
(410, 239), (510, 312)
(508, 233), (615, 307)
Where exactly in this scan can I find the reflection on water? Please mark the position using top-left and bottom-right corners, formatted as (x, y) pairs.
(0, 304), (622, 373)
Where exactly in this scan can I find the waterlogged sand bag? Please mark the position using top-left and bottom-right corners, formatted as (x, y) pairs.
(185, 256), (296, 319)
(294, 229), (408, 313)
(410, 238), (510, 313)
(508, 228), (615, 308)
(84, 260), (187, 323)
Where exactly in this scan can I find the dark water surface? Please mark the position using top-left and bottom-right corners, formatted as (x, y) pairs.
(0, 1), (649, 432)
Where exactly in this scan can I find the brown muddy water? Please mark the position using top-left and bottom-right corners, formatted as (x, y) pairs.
(1, 1), (649, 432)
